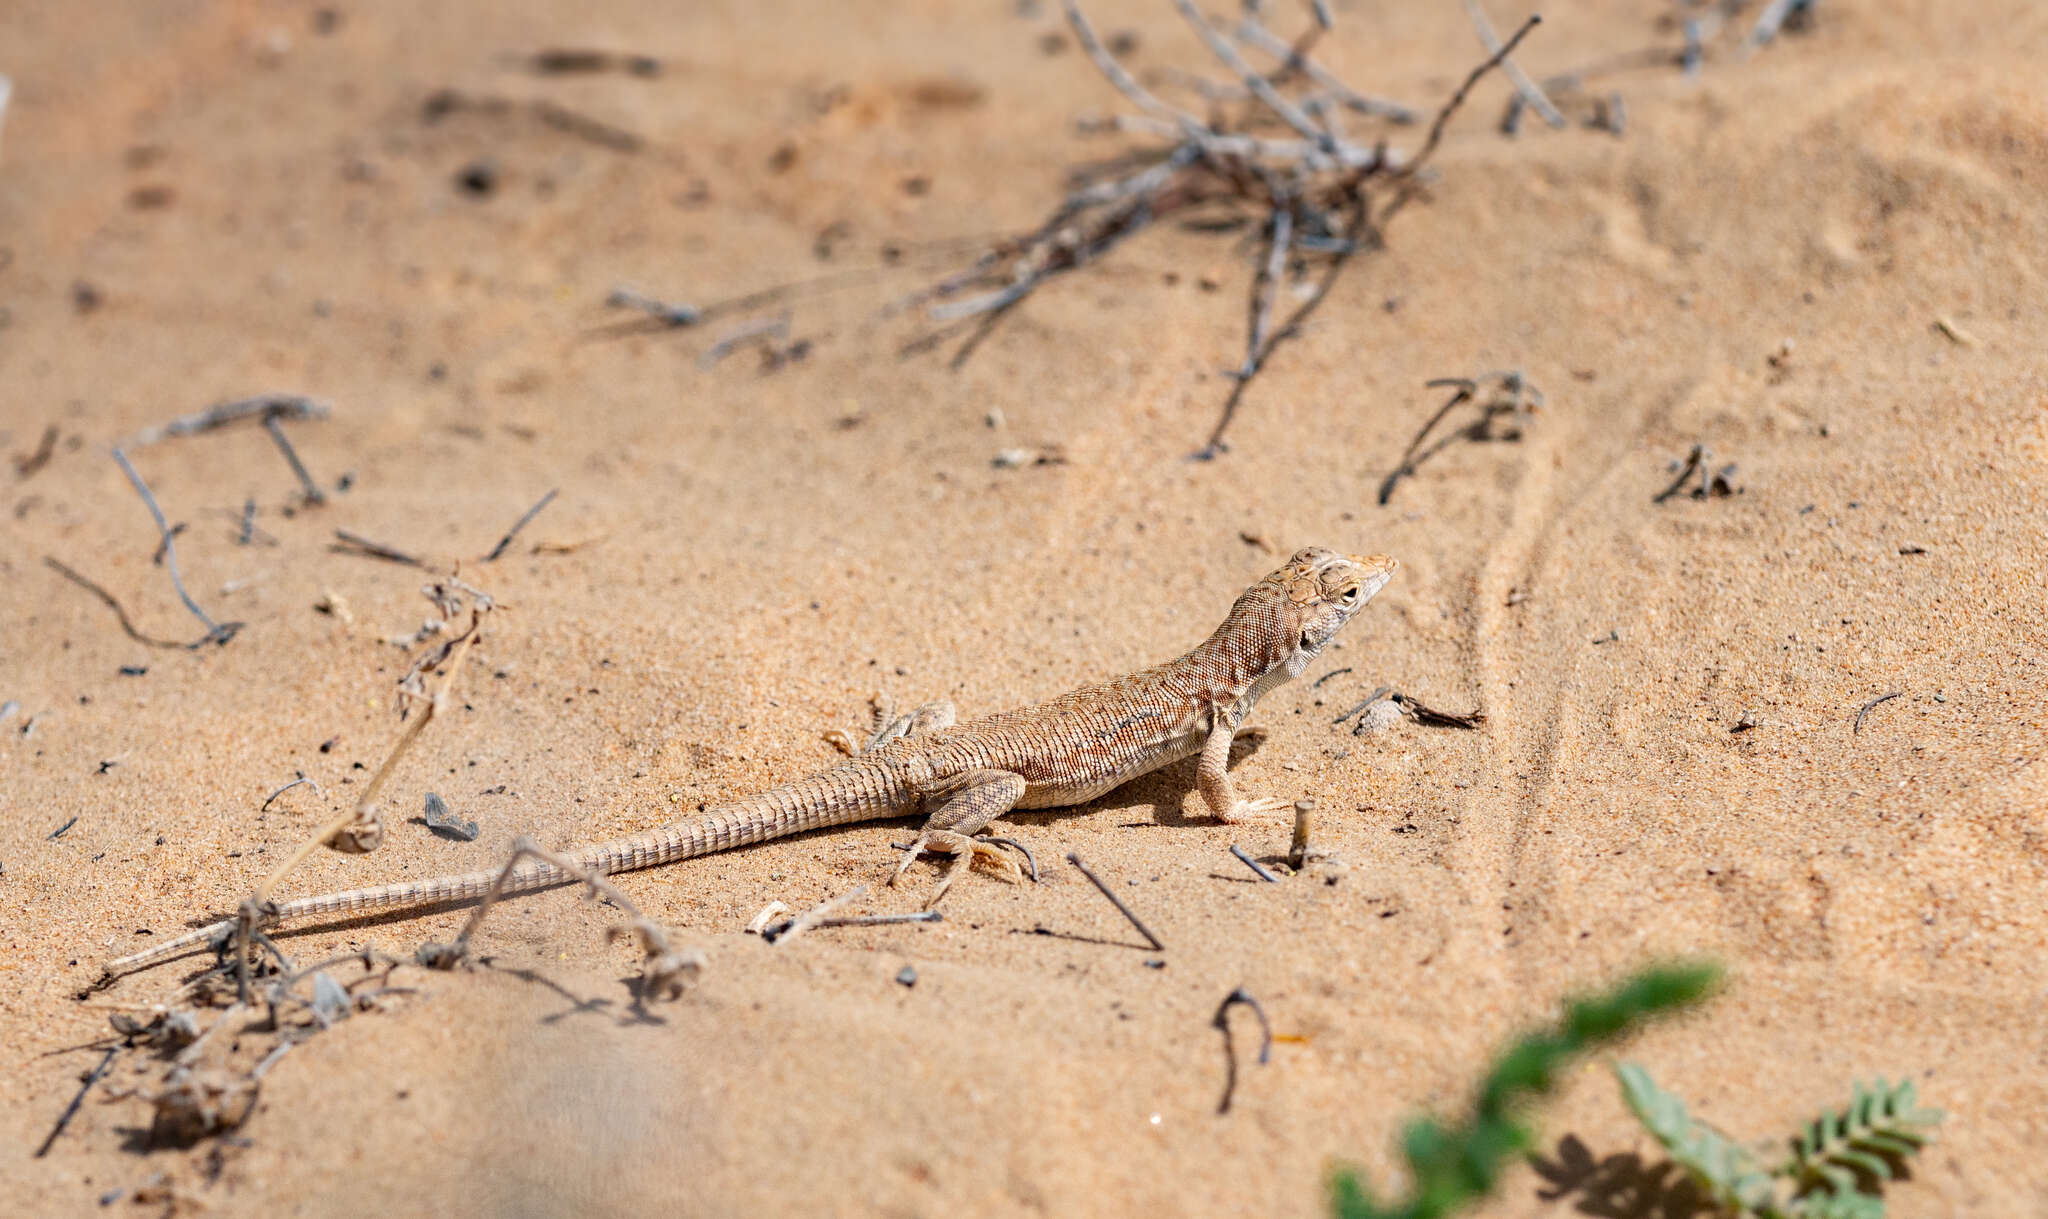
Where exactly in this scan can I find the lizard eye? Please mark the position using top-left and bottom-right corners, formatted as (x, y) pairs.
(1341, 586), (1358, 601)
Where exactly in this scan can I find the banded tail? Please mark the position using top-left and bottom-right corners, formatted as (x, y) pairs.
(101, 759), (914, 980)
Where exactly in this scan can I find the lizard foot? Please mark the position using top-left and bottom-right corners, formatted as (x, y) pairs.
(889, 830), (1027, 908)
(1216, 796), (1292, 824)
(826, 698), (957, 757)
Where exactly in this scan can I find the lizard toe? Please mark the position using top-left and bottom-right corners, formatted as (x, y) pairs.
(1218, 796), (1291, 824)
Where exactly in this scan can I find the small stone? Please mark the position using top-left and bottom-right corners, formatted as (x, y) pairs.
(1355, 699), (1405, 736)
(896, 965), (917, 987)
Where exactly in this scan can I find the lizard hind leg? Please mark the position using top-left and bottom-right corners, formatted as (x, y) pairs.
(824, 698), (958, 757)
(888, 768), (1026, 908)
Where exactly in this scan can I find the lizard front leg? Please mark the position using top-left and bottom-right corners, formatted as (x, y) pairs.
(1199, 705), (1290, 824)
(889, 768), (1026, 907)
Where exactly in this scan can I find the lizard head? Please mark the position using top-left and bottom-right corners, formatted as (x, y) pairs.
(1259, 547), (1398, 673)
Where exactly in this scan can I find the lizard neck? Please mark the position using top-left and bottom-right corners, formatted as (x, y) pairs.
(1183, 592), (1300, 721)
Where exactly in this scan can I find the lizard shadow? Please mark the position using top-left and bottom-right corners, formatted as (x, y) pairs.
(1530, 1134), (1713, 1219)
(1006, 734), (1270, 832)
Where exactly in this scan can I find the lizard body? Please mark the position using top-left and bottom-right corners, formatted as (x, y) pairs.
(104, 548), (1395, 978)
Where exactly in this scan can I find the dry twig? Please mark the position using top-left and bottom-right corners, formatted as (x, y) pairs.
(416, 836), (704, 1002)
(1379, 371), (1542, 505)
(1066, 852), (1165, 951)
(1229, 843), (1279, 882)
(43, 556), (191, 650)
(898, 3), (1542, 458)
(481, 488), (558, 562)
(1853, 690), (1903, 736)
(111, 448), (242, 647)
(34, 1047), (118, 1157)
(332, 528), (427, 567)
(1463, 0), (1565, 128)
(124, 394), (329, 448)
(1213, 986), (1273, 1114)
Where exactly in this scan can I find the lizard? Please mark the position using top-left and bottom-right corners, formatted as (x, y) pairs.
(103, 547), (1396, 980)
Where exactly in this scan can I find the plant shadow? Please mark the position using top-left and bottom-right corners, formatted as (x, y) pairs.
(1532, 1134), (1713, 1219)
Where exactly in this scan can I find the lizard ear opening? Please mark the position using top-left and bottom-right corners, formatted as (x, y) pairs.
(1299, 630), (1314, 651)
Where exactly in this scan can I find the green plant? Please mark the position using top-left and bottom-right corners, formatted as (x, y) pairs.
(1616, 1065), (1944, 1218)
(1328, 963), (1721, 1219)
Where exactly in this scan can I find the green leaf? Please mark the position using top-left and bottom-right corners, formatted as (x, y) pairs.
(1614, 1061), (1779, 1212)
(1786, 1076), (1946, 1211)
(1331, 963), (1719, 1219)
(1792, 1188), (1886, 1219)
(1328, 1166), (1390, 1219)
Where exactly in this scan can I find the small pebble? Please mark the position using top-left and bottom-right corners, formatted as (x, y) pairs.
(895, 965), (917, 987)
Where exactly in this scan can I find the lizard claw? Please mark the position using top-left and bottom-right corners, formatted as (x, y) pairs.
(889, 831), (1028, 908)
(1217, 796), (1291, 824)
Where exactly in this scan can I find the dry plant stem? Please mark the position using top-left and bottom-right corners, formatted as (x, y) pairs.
(1853, 690), (1903, 735)
(481, 488), (558, 562)
(43, 555), (191, 650)
(1213, 986), (1273, 1114)
(1171, 0), (1331, 148)
(260, 776), (320, 812)
(34, 1046), (119, 1157)
(447, 838), (636, 955)
(1331, 691), (1381, 725)
(1241, 205), (1295, 379)
(1196, 196), (1368, 458)
(332, 528), (427, 567)
(1062, 0), (1205, 134)
(441, 837), (700, 1005)
(1403, 13), (1543, 178)
(1067, 852), (1166, 951)
(1748, 0), (1809, 46)
(1229, 17), (1417, 123)
(697, 317), (790, 368)
(260, 414), (325, 505)
(605, 286), (701, 326)
(1653, 443), (1708, 503)
(1229, 843), (1280, 882)
(14, 423), (58, 478)
(762, 910), (943, 939)
(1378, 373), (1524, 505)
(236, 623), (482, 997)
(1288, 801), (1315, 868)
(125, 394), (328, 448)
(1463, 0), (1565, 128)
(763, 884), (869, 947)
(111, 448), (241, 647)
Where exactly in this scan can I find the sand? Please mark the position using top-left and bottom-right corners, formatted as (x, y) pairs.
(2, 1), (2044, 1214)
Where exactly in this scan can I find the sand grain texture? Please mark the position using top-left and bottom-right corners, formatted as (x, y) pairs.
(1, 1), (2044, 1215)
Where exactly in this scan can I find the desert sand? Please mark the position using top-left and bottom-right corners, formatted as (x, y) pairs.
(2, 1), (2044, 1215)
